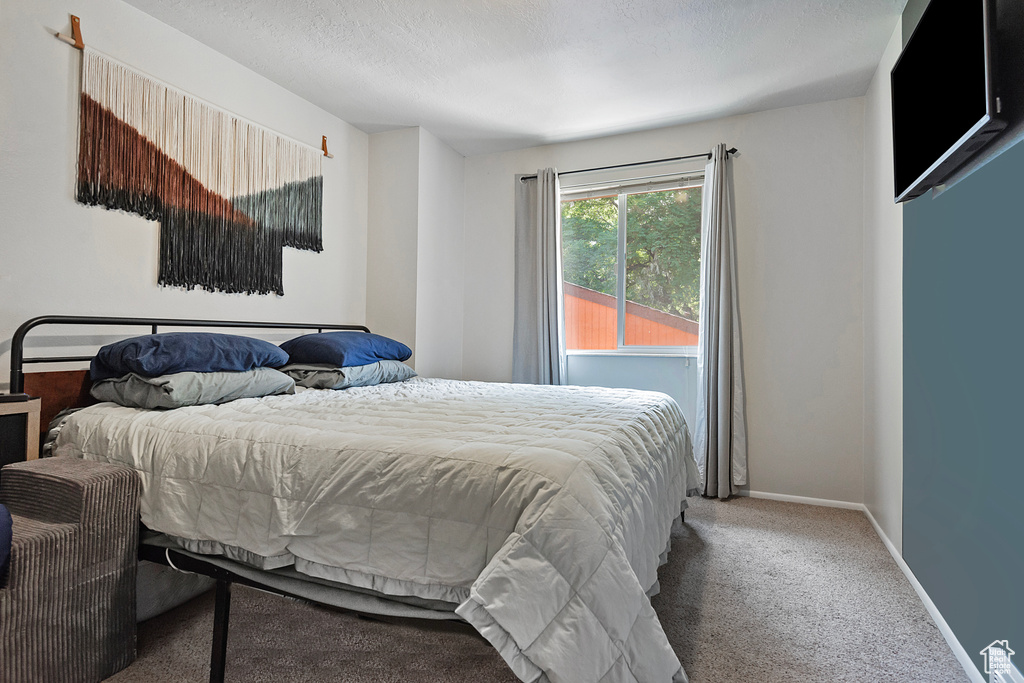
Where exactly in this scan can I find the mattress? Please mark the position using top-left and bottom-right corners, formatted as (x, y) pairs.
(56, 377), (699, 683)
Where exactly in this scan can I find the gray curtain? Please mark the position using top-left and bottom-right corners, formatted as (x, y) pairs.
(512, 168), (567, 385)
(695, 144), (748, 499)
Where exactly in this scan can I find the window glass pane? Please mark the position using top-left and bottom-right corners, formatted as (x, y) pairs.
(623, 186), (702, 347)
(561, 196), (618, 350)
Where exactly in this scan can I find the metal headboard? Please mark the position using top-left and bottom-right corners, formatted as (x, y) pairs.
(9, 315), (370, 393)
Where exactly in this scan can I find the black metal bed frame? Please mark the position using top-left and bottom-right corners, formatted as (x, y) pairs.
(10, 314), (369, 393)
(9, 314), (372, 682)
(136, 543), (313, 682)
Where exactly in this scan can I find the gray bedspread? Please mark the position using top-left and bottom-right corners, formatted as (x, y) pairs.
(56, 378), (699, 682)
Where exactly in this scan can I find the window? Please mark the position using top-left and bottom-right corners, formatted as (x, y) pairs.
(561, 173), (704, 353)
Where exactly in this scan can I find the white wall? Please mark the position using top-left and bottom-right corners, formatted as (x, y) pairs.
(567, 355), (698, 435)
(367, 126), (466, 377)
(367, 128), (420, 357)
(862, 23), (904, 551)
(463, 99), (866, 503)
(0, 0), (369, 388)
(415, 129), (465, 379)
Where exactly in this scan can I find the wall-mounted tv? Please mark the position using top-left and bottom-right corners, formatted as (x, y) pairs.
(891, 0), (1005, 203)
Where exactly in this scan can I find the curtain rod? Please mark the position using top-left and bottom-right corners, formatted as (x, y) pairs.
(561, 169), (706, 192)
(519, 148), (738, 182)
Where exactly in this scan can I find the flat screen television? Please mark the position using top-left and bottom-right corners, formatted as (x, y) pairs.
(891, 0), (1005, 203)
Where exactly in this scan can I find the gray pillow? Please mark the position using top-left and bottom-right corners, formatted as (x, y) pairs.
(90, 367), (295, 410)
(280, 360), (416, 390)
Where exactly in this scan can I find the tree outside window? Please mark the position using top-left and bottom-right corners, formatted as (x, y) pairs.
(561, 179), (703, 351)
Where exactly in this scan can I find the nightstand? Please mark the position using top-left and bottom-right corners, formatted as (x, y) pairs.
(0, 397), (41, 469)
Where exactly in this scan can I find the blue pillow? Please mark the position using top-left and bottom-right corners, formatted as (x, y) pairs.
(279, 331), (411, 368)
(0, 503), (11, 586)
(90, 332), (290, 381)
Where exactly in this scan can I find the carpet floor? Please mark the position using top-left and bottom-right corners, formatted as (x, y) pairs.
(107, 496), (968, 682)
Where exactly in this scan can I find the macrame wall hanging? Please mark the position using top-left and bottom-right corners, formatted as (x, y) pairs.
(75, 46), (324, 295)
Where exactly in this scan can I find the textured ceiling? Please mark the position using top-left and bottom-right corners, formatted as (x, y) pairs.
(123, 0), (906, 156)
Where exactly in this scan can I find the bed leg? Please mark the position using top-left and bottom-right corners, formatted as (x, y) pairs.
(210, 579), (232, 683)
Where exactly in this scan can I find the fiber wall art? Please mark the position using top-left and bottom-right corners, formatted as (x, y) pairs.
(76, 48), (323, 295)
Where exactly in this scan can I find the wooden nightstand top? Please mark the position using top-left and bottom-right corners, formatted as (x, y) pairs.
(0, 396), (41, 417)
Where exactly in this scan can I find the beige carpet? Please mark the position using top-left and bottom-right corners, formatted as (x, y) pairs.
(652, 496), (967, 682)
(108, 496), (968, 682)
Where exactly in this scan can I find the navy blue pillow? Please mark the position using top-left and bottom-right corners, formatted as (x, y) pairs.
(0, 503), (11, 587)
(90, 332), (290, 381)
(279, 331), (411, 368)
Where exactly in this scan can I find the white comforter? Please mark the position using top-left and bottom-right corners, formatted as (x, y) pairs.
(56, 378), (699, 683)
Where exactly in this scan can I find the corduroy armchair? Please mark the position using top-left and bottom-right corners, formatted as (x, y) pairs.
(0, 457), (139, 683)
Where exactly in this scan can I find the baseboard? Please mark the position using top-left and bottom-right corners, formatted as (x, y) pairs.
(736, 489), (865, 511)
(862, 507), (986, 683)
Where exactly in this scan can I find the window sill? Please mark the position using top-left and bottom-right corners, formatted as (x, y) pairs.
(567, 350), (697, 359)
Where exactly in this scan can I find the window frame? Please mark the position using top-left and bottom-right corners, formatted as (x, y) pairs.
(560, 171), (705, 357)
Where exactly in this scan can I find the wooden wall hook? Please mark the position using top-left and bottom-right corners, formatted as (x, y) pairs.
(56, 14), (85, 49)
(71, 15), (84, 49)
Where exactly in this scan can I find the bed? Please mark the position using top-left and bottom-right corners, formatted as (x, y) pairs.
(10, 315), (700, 683)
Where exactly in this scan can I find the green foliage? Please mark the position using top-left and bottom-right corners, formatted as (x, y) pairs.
(626, 188), (702, 321)
(560, 195), (618, 296)
(561, 186), (702, 322)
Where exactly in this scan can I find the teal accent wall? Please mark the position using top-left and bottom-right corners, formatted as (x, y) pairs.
(903, 137), (1024, 673)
